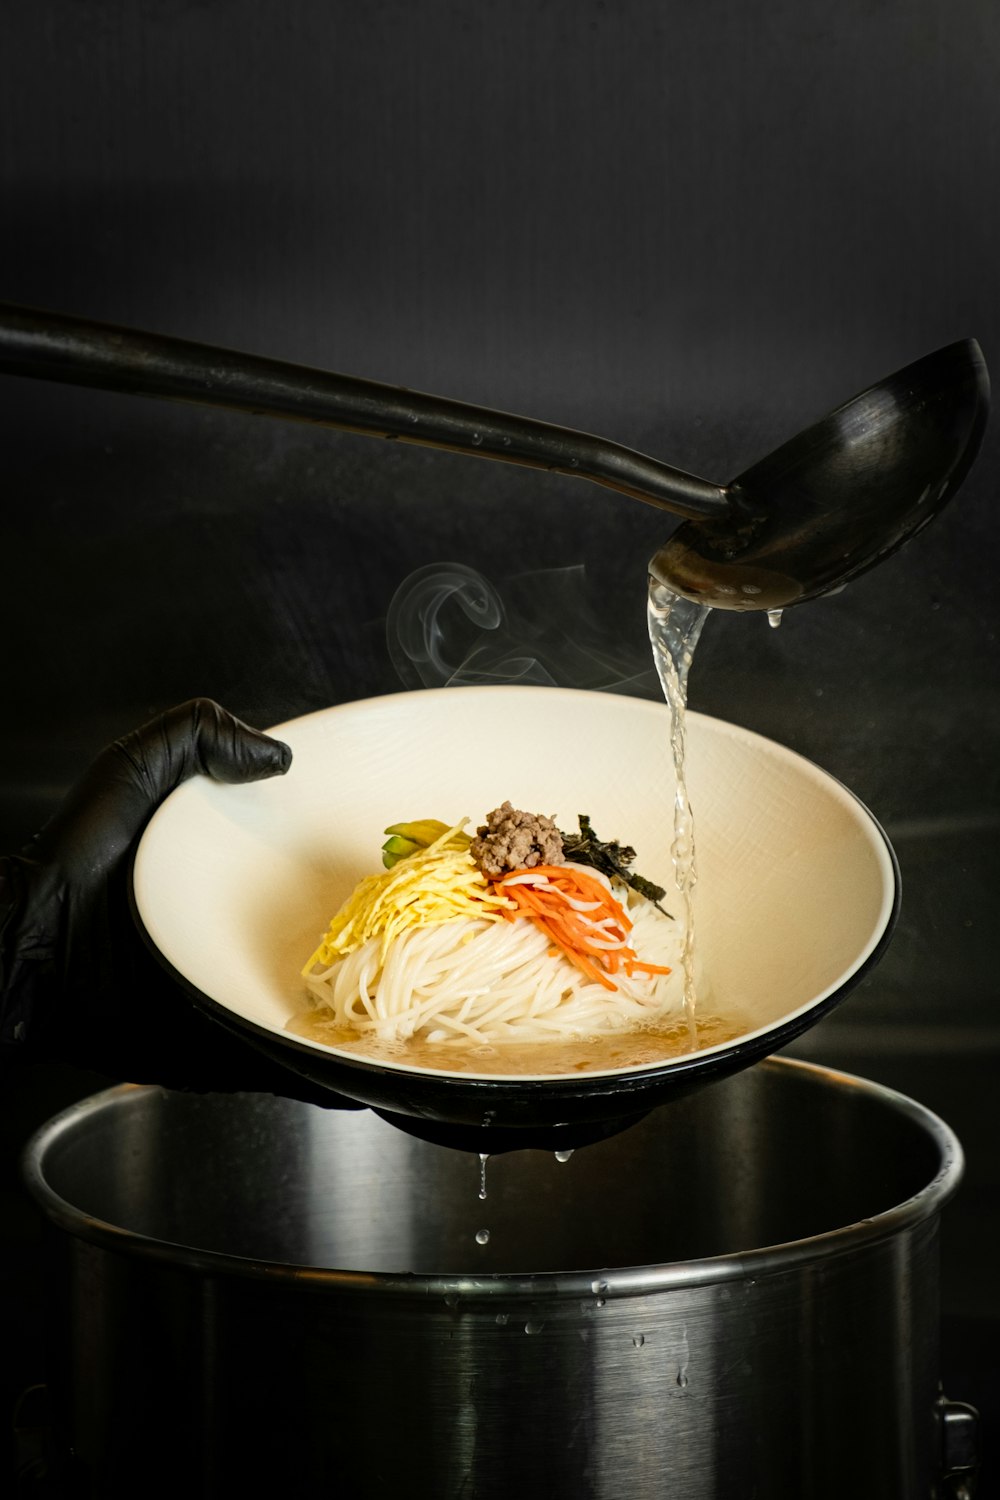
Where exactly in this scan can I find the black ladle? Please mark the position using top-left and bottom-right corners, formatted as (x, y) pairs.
(0, 303), (988, 608)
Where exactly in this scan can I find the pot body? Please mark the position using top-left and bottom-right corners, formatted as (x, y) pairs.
(24, 1058), (964, 1499)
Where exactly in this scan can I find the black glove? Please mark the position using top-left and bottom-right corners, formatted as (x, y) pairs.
(0, 698), (359, 1106)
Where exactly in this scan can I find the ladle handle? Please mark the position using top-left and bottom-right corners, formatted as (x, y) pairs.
(0, 303), (729, 521)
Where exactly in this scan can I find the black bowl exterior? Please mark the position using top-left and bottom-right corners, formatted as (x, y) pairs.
(188, 926), (891, 1154)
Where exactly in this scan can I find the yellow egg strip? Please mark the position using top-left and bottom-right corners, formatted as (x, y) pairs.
(302, 823), (513, 972)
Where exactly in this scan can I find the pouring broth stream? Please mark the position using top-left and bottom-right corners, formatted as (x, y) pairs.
(646, 577), (710, 1038)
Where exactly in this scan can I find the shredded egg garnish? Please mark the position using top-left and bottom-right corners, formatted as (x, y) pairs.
(302, 822), (512, 972)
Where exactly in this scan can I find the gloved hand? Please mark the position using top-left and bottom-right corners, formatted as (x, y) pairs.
(0, 698), (359, 1106)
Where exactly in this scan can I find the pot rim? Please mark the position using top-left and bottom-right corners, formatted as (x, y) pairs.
(21, 1056), (964, 1301)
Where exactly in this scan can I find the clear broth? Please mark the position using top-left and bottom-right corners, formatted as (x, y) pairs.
(286, 1006), (750, 1076)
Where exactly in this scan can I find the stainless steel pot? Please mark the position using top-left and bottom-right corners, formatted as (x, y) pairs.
(23, 1057), (976, 1498)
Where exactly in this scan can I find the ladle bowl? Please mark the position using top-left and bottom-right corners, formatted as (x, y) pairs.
(0, 304), (988, 608)
(652, 338), (991, 609)
(130, 687), (899, 1153)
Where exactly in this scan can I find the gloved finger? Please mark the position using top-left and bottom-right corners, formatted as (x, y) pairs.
(28, 699), (291, 873)
(118, 697), (292, 791)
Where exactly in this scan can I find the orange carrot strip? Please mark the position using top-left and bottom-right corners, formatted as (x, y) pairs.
(544, 924), (617, 990)
(490, 864), (668, 992)
(502, 880), (619, 988)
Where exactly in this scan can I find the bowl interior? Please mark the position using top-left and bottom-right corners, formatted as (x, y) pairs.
(131, 686), (896, 1083)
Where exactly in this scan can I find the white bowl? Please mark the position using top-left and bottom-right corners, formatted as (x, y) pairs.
(131, 687), (897, 1144)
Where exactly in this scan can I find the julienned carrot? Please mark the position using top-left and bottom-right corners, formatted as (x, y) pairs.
(493, 865), (671, 991)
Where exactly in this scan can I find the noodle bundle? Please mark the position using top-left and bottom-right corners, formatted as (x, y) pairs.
(301, 815), (686, 1048)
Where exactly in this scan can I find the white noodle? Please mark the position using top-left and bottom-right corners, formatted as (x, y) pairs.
(303, 886), (686, 1046)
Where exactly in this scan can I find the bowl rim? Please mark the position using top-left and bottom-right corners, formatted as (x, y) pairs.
(129, 687), (900, 1097)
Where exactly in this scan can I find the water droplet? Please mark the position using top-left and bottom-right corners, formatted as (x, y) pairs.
(471, 431), (483, 446)
(740, 583), (762, 595)
(554, 1149), (574, 1163)
(475, 1228), (490, 1246)
(495, 1312), (508, 1326)
(633, 1333), (645, 1349)
(478, 1153), (490, 1202)
(524, 1320), (544, 1335)
(409, 411), (420, 423)
(676, 1370), (689, 1388)
(591, 1280), (608, 1297)
(767, 609), (783, 629)
(501, 435), (512, 447)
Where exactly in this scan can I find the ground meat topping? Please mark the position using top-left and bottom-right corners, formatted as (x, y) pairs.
(470, 802), (565, 878)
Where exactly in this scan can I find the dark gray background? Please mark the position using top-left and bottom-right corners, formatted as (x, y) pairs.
(1, 0), (998, 1483)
